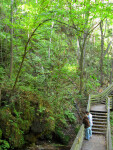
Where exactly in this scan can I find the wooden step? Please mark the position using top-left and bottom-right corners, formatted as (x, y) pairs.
(91, 112), (107, 116)
(90, 110), (107, 113)
(92, 131), (106, 135)
(92, 127), (106, 132)
(93, 121), (107, 125)
(93, 118), (107, 122)
(93, 115), (107, 119)
(92, 114), (107, 118)
(93, 124), (107, 128)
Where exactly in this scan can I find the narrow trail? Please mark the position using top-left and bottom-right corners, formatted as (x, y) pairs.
(81, 104), (107, 150)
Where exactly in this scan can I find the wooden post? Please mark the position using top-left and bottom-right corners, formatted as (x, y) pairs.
(112, 96), (113, 110)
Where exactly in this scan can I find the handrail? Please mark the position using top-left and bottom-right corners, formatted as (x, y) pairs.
(70, 124), (84, 150)
(106, 97), (112, 150)
(91, 83), (113, 104)
(70, 95), (91, 150)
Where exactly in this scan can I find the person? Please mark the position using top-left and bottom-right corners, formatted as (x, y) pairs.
(83, 114), (90, 140)
(86, 111), (93, 137)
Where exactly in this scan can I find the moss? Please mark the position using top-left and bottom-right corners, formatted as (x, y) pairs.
(0, 99), (35, 149)
(74, 124), (80, 134)
(0, 108), (24, 148)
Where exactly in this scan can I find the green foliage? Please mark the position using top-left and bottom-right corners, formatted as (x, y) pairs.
(110, 112), (113, 147)
(0, 107), (24, 148)
(0, 129), (2, 139)
(0, 67), (5, 80)
(74, 124), (80, 134)
(64, 110), (76, 123)
(0, 99), (35, 148)
(55, 127), (70, 145)
(0, 140), (10, 150)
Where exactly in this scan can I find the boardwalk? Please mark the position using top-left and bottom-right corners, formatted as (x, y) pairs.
(81, 104), (107, 150)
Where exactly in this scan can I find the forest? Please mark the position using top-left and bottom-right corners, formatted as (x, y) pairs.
(0, 0), (113, 150)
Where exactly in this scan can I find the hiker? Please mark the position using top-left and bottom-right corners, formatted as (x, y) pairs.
(86, 111), (93, 137)
(83, 115), (90, 140)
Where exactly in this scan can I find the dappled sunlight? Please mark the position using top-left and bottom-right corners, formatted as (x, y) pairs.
(63, 64), (78, 73)
(18, 3), (34, 13)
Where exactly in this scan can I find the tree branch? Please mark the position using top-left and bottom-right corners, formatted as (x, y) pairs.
(12, 19), (52, 93)
(103, 41), (112, 57)
(88, 18), (106, 35)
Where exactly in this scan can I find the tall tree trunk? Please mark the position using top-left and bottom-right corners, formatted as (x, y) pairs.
(48, 22), (54, 59)
(79, 46), (84, 94)
(110, 31), (113, 84)
(100, 20), (104, 86)
(107, 51), (110, 82)
(0, 37), (3, 64)
(0, 0), (3, 65)
(110, 53), (113, 84)
(79, 0), (90, 94)
(83, 34), (87, 68)
(0, 88), (1, 106)
(79, 33), (87, 94)
(9, 0), (13, 78)
(77, 38), (80, 63)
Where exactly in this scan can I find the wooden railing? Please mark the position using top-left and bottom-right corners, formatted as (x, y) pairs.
(91, 83), (113, 104)
(70, 124), (84, 150)
(70, 94), (91, 150)
(106, 97), (112, 150)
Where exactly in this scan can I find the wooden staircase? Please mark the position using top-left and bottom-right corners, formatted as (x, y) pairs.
(90, 110), (107, 135)
(70, 84), (113, 150)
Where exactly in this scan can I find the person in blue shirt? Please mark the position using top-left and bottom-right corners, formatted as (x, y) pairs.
(86, 111), (93, 137)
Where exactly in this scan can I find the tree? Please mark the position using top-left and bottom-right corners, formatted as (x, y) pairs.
(9, 0), (14, 78)
(100, 20), (104, 86)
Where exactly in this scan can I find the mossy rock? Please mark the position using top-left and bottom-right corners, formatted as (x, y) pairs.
(74, 124), (80, 134)
(0, 100), (35, 148)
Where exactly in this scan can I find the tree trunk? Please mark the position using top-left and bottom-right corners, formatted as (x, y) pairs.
(79, 1), (90, 94)
(48, 22), (54, 59)
(9, 0), (13, 78)
(0, 38), (3, 64)
(100, 20), (104, 86)
(110, 28), (113, 84)
(79, 46), (84, 94)
(11, 19), (51, 93)
(110, 54), (113, 84)
(0, 88), (1, 106)
(77, 38), (80, 63)
(79, 33), (87, 94)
